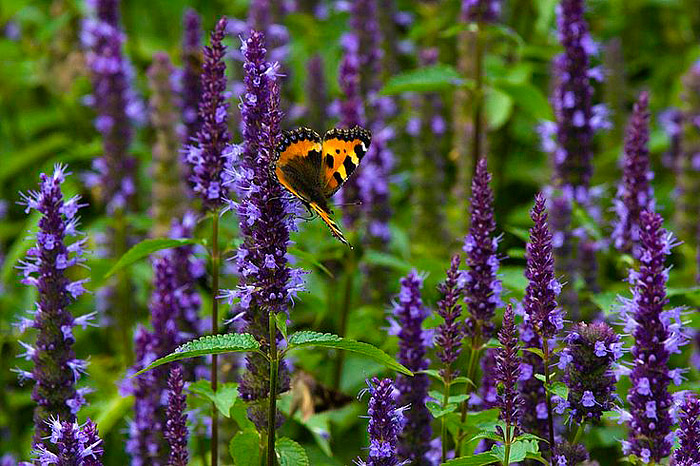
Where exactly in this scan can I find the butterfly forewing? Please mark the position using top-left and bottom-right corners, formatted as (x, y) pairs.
(321, 126), (371, 197)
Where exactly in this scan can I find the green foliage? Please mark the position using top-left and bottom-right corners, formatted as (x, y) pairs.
(275, 438), (310, 466)
(380, 64), (471, 95)
(229, 430), (260, 466)
(104, 237), (201, 278)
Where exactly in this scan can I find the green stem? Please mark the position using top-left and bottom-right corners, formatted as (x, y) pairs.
(333, 250), (356, 389)
(210, 212), (220, 466)
(503, 423), (512, 466)
(572, 424), (584, 445)
(455, 334), (482, 457)
(267, 312), (279, 466)
(114, 208), (132, 367)
(542, 339), (555, 458)
(441, 374), (452, 463)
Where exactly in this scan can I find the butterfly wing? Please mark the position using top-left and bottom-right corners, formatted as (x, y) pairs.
(320, 126), (371, 198)
(275, 127), (323, 204)
(275, 127), (352, 248)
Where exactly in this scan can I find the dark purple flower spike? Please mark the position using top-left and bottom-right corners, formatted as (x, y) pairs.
(673, 394), (700, 466)
(356, 378), (404, 466)
(495, 304), (523, 434)
(165, 366), (189, 466)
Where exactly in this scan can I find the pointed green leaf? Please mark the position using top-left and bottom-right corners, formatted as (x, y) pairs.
(467, 430), (503, 443)
(523, 347), (545, 359)
(276, 437), (309, 466)
(133, 334), (261, 376)
(380, 64), (471, 95)
(443, 451), (499, 465)
(426, 401), (458, 418)
(286, 332), (412, 376)
(187, 381), (239, 419)
(549, 381), (569, 400)
(525, 451), (549, 465)
(229, 430), (260, 466)
(104, 238), (200, 278)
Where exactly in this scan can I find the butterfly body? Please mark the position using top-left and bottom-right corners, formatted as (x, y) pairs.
(275, 126), (371, 247)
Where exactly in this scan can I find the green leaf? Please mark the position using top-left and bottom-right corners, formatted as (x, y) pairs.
(514, 433), (546, 443)
(426, 401), (457, 418)
(275, 313), (288, 341)
(428, 390), (470, 405)
(443, 451), (499, 465)
(229, 430), (260, 466)
(525, 451), (549, 465)
(133, 334), (261, 376)
(523, 347), (545, 359)
(549, 382), (569, 400)
(495, 81), (554, 121)
(468, 430), (503, 443)
(362, 250), (412, 273)
(491, 439), (539, 464)
(482, 338), (501, 349)
(591, 291), (618, 316)
(484, 87), (514, 130)
(276, 437), (310, 466)
(380, 64), (469, 95)
(104, 238), (200, 278)
(285, 331), (412, 376)
(187, 381), (239, 418)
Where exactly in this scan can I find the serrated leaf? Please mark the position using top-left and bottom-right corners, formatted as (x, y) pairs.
(187, 381), (239, 419)
(229, 430), (260, 466)
(468, 430), (503, 443)
(276, 437), (309, 466)
(428, 390), (470, 405)
(133, 334), (261, 376)
(443, 451), (499, 465)
(380, 64), (470, 95)
(426, 401), (457, 418)
(104, 238), (200, 278)
(286, 332), (412, 376)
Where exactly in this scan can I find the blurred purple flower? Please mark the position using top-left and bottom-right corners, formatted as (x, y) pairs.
(356, 378), (404, 466)
(181, 9), (203, 143)
(184, 18), (233, 210)
(164, 366), (189, 466)
(620, 210), (686, 462)
(464, 158), (502, 340)
(81, 0), (144, 213)
(612, 91), (655, 256)
(306, 53), (328, 131)
(518, 319), (547, 437)
(461, 0), (501, 23)
(560, 322), (621, 422)
(17, 165), (92, 447)
(389, 271), (432, 464)
(673, 394), (700, 466)
(34, 417), (103, 466)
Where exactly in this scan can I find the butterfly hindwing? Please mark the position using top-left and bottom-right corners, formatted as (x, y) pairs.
(275, 127), (323, 205)
(321, 126), (371, 197)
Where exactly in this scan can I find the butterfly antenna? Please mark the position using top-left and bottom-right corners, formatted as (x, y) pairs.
(335, 201), (363, 207)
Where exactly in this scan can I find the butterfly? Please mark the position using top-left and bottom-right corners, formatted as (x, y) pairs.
(274, 125), (371, 248)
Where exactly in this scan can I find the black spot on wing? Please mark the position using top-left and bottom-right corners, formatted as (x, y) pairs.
(325, 154), (334, 168)
(333, 172), (344, 185)
(308, 149), (322, 167)
(343, 156), (355, 175)
(354, 143), (367, 160)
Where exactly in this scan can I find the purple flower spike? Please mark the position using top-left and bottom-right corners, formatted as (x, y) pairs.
(81, 0), (144, 213)
(552, 0), (596, 190)
(561, 322), (621, 423)
(389, 271), (431, 464)
(524, 193), (563, 340)
(228, 30), (303, 428)
(181, 9), (203, 142)
(622, 210), (684, 462)
(464, 158), (501, 340)
(17, 165), (91, 447)
(461, 0), (501, 23)
(495, 304), (523, 433)
(356, 378), (403, 466)
(673, 394), (700, 466)
(612, 91), (655, 256)
(165, 366), (189, 466)
(306, 53), (328, 131)
(185, 17), (232, 210)
(34, 417), (103, 466)
(435, 255), (465, 379)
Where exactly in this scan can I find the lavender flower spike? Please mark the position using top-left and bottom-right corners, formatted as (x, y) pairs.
(612, 91), (655, 256)
(464, 157), (502, 340)
(17, 165), (91, 446)
(356, 378), (404, 466)
(165, 366), (189, 466)
(184, 17), (232, 211)
(673, 394), (700, 466)
(524, 193), (563, 339)
(435, 255), (466, 380)
(228, 30), (303, 428)
(560, 322), (621, 423)
(181, 9), (203, 142)
(495, 304), (523, 433)
(389, 271), (432, 464)
(622, 210), (685, 463)
(34, 417), (103, 466)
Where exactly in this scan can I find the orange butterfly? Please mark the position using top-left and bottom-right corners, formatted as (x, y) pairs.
(274, 126), (371, 248)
